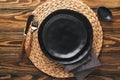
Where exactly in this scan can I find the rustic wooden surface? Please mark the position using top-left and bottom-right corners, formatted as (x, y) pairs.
(0, 0), (120, 80)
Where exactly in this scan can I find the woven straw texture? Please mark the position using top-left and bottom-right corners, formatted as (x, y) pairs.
(25, 0), (103, 78)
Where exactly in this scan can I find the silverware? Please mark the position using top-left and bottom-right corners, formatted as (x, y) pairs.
(24, 15), (34, 37)
(31, 21), (38, 33)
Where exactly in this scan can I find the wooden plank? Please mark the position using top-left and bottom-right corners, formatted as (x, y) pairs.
(0, 0), (120, 80)
(0, 0), (120, 9)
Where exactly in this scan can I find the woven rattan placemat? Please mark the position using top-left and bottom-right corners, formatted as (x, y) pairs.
(25, 0), (103, 78)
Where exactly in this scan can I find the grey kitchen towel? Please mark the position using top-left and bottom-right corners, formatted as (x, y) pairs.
(64, 55), (91, 72)
(64, 49), (101, 80)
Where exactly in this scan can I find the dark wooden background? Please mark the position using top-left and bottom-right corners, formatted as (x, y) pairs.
(0, 0), (120, 80)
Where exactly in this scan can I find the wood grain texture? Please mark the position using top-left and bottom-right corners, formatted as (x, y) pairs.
(0, 0), (120, 80)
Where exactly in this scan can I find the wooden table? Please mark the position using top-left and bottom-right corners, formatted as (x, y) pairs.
(0, 0), (120, 80)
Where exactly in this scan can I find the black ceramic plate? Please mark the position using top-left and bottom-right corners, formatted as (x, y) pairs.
(38, 9), (93, 64)
(42, 14), (87, 59)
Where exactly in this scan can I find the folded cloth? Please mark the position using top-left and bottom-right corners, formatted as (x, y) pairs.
(64, 54), (91, 72)
(64, 49), (101, 80)
(74, 68), (95, 80)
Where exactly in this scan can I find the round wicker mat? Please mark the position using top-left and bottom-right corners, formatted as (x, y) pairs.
(25, 0), (103, 78)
